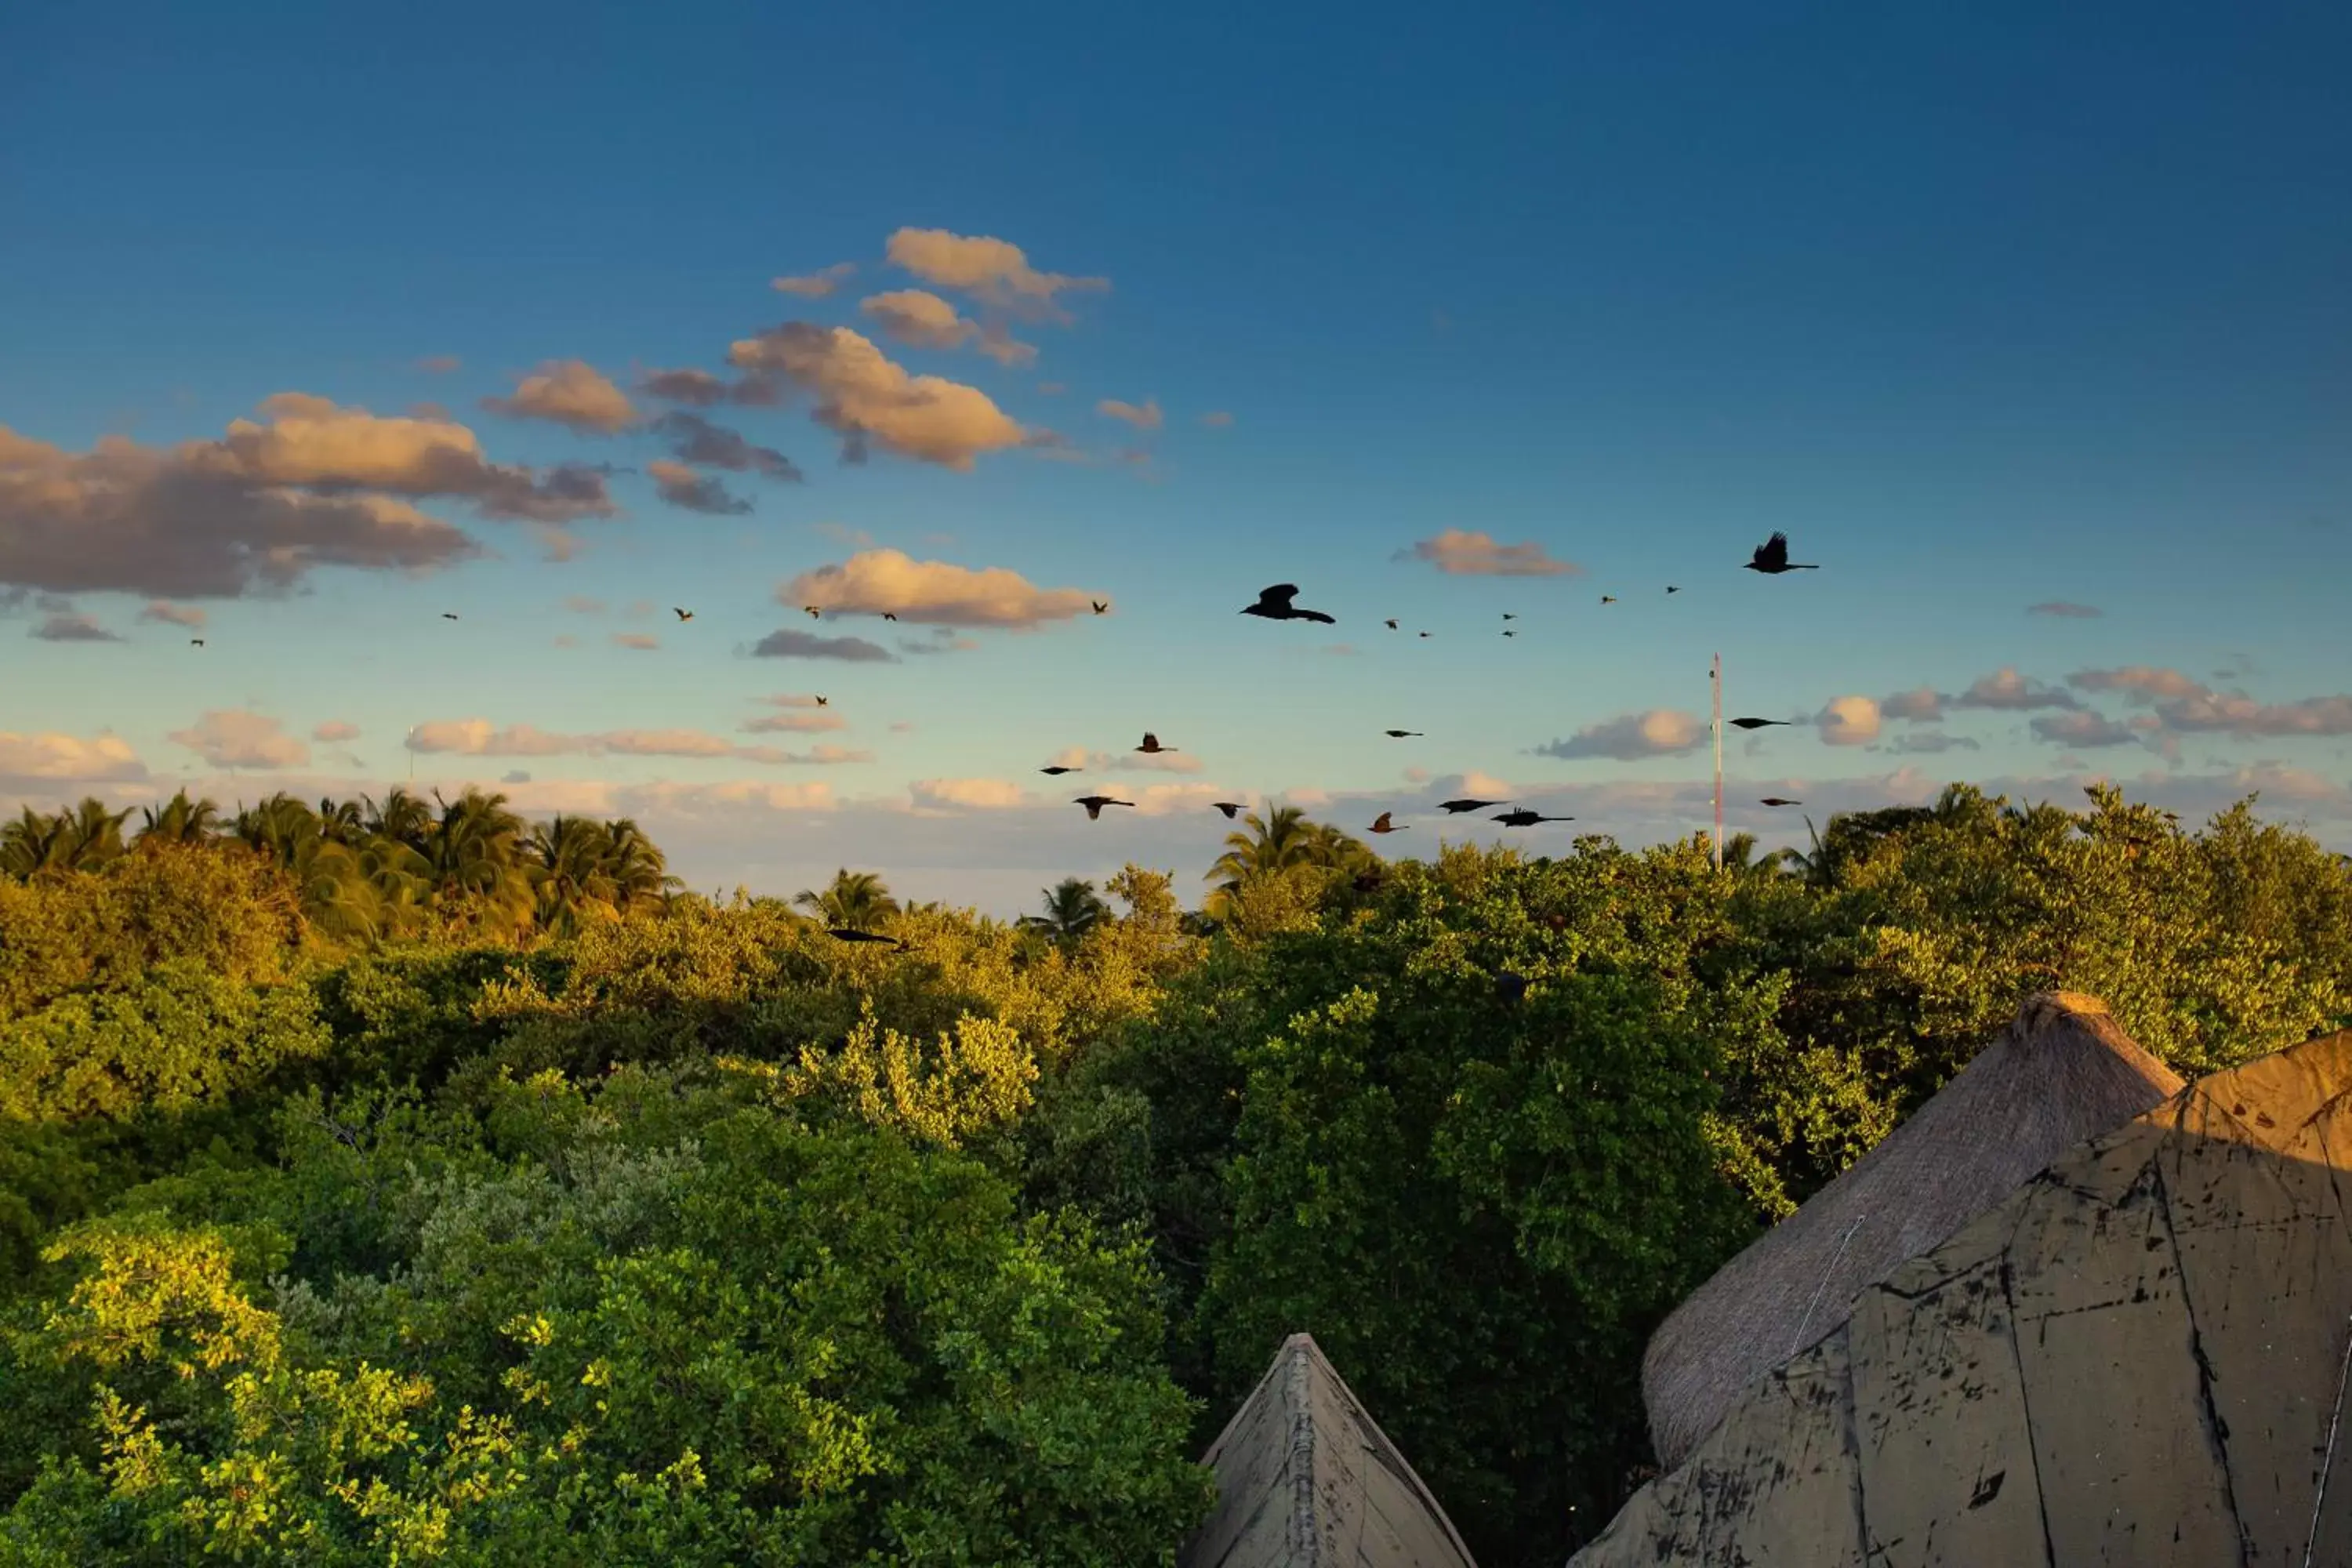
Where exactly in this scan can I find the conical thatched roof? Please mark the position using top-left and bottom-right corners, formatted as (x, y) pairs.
(1571, 1019), (2352, 1567)
(1642, 992), (2184, 1470)
(1178, 1332), (1479, 1568)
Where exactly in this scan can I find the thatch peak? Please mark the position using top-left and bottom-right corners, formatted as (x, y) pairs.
(1639, 991), (2183, 1471)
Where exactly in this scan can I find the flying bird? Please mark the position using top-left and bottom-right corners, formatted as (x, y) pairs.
(1384, 729), (1422, 739)
(1368, 811), (1406, 834)
(1040, 764), (1080, 775)
(1212, 801), (1243, 818)
(1728, 717), (1791, 730)
(1385, 619), (1399, 630)
(1666, 586), (1680, 594)
(1501, 612), (1516, 620)
(1092, 600), (1109, 615)
(1502, 630), (1517, 637)
(1074, 795), (1134, 820)
(1759, 797), (1802, 807)
(189, 638), (205, 647)
(804, 604), (822, 619)
(1240, 583), (1336, 624)
(1744, 531), (1819, 574)
(1493, 808), (1573, 827)
(441, 612), (459, 620)
(826, 927), (905, 949)
(1599, 595), (1617, 605)
(881, 612), (898, 622)
(1135, 732), (1175, 754)
(1438, 798), (1502, 813)
(1417, 631), (1431, 638)
(814, 695), (829, 706)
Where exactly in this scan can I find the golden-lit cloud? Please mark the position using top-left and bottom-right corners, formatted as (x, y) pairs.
(637, 368), (729, 406)
(2067, 668), (2352, 739)
(2030, 710), (2140, 748)
(2068, 666), (2212, 702)
(1949, 666), (2080, 711)
(169, 709), (311, 769)
(740, 710), (849, 734)
(771, 262), (857, 299)
(728, 325), (1027, 469)
(858, 290), (1039, 368)
(1536, 709), (1705, 760)
(612, 632), (661, 651)
(561, 595), (606, 615)
(780, 548), (1097, 627)
(1400, 528), (1580, 577)
(646, 459), (750, 516)
(405, 719), (867, 766)
(139, 600), (205, 628)
(481, 359), (638, 434)
(1816, 695), (1882, 746)
(0, 730), (147, 784)
(1098, 397), (1163, 431)
(882, 227), (1106, 320)
(909, 777), (1031, 811)
(312, 720), (361, 742)
(31, 611), (122, 642)
(648, 412), (799, 479)
(1880, 686), (1944, 722)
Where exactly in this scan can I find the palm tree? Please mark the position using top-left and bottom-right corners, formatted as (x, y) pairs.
(1203, 805), (1367, 919)
(527, 815), (623, 937)
(362, 786), (435, 849)
(793, 868), (898, 930)
(137, 789), (223, 847)
(414, 788), (536, 932)
(0, 805), (74, 880)
(1019, 877), (1110, 942)
(316, 796), (368, 846)
(597, 817), (680, 912)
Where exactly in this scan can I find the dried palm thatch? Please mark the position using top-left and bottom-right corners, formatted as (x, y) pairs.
(1641, 992), (2184, 1471)
(1178, 1332), (1479, 1568)
(1576, 1020), (2352, 1566)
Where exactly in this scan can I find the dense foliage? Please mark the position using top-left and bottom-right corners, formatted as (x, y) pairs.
(0, 782), (2347, 1565)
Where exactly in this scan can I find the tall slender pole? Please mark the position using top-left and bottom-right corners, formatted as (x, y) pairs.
(1711, 652), (1724, 873)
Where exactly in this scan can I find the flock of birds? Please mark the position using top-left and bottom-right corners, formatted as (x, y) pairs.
(1048, 532), (1820, 833)
(187, 531), (1824, 951)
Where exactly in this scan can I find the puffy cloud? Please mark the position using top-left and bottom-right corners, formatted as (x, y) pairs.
(1399, 528), (1580, 578)
(647, 459), (750, 516)
(140, 600), (205, 628)
(727, 324), (1028, 469)
(1535, 709), (1705, 760)
(750, 627), (897, 662)
(1880, 686), (1945, 722)
(0, 419), (485, 597)
(1951, 666), (2080, 711)
(169, 710), (311, 769)
(882, 227), (1106, 320)
(2069, 666), (2215, 702)
(1200, 411), (1234, 428)
(2027, 601), (2102, 619)
(481, 360), (637, 434)
(312, 720), (361, 742)
(415, 355), (462, 374)
(2031, 710), (2140, 748)
(0, 730), (147, 784)
(32, 612), (122, 642)
(909, 778), (1031, 811)
(1098, 397), (1163, 431)
(858, 290), (1038, 367)
(405, 719), (866, 767)
(648, 412), (800, 480)
(740, 710), (848, 734)
(612, 632), (661, 651)
(1816, 695), (1882, 746)
(780, 548), (1097, 628)
(771, 262), (857, 299)
(637, 368), (729, 406)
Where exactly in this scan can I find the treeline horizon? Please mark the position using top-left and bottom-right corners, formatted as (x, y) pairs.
(2, 779), (2350, 1564)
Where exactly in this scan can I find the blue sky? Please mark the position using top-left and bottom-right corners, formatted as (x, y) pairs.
(5, 1), (2349, 912)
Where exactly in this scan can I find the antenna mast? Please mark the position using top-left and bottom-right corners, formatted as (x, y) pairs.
(1711, 652), (1724, 873)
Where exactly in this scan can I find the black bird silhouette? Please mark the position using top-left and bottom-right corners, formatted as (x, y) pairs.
(1091, 600), (1109, 615)
(1368, 811), (1406, 834)
(804, 604), (822, 619)
(1502, 630), (1517, 637)
(1240, 583), (1336, 624)
(1417, 630), (1431, 638)
(826, 927), (905, 949)
(1759, 797), (1802, 807)
(1385, 619), (1399, 630)
(1438, 798), (1502, 813)
(1744, 532), (1819, 573)
(1493, 808), (1573, 827)
(1728, 717), (1791, 730)
(813, 695), (828, 706)
(1135, 732), (1174, 754)
(1494, 970), (1530, 1005)
(1599, 595), (1617, 604)
(1212, 800), (1243, 818)
(882, 612), (898, 621)
(1502, 612), (1517, 620)
(189, 638), (205, 647)
(1384, 729), (1422, 739)
(1074, 795), (1134, 820)
(1040, 764), (1080, 775)
(441, 612), (459, 620)
(1666, 585), (1681, 594)
(673, 608), (694, 621)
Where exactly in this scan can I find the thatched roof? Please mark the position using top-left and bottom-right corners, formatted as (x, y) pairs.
(1178, 1332), (1479, 1568)
(1572, 1018), (2352, 1566)
(1642, 992), (2184, 1470)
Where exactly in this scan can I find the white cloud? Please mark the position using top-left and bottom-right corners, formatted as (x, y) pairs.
(1816, 696), (1882, 746)
(1536, 710), (1704, 760)
(0, 731), (147, 785)
(168, 710), (310, 770)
